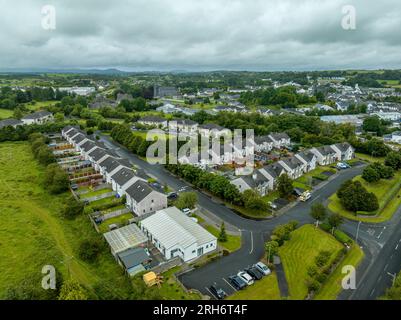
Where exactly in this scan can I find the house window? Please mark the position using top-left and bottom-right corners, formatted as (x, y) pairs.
(151, 199), (154, 203)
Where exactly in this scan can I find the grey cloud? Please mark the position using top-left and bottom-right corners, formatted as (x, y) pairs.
(0, 0), (401, 70)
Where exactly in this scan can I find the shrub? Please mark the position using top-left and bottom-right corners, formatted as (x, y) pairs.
(62, 197), (84, 219)
(78, 238), (104, 263)
(314, 250), (332, 268)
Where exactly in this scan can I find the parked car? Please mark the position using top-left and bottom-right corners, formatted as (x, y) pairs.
(228, 275), (247, 290)
(254, 262), (271, 276)
(268, 201), (278, 209)
(336, 162), (350, 170)
(237, 271), (254, 285)
(182, 208), (191, 215)
(299, 191), (311, 202)
(71, 184), (78, 191)
(167, 192), (178, 199)
(209, 284), (227, 299)
(245, 266), (263, 280)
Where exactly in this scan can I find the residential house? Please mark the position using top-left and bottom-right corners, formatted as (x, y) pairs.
(21, 111), (53, 125)
(252, 135), (274, 153)
(268, 133), (291, 149)
(231, 170), (272, 196)
(295, 150), (317, 172)
(140, 207), (217, 262)
(125, 180), (167, 216)
(87, 148), (112, 170)
(330, 142), (354, 161)
(198, 123), (227, 138)
(384, 131), (401, 144)
(110, 167), (146, 197)
(278, 156), (306, 179)
(137, 116), (168, 128)
(98, 156), (131, 184)
(0, 119), (23, 129)
(169, 119), (198, 133)
(311, 145), (338, 165)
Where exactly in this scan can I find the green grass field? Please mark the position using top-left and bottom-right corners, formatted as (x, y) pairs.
(0, 108), (13, 119)
(227, 272), (281, 300)
(314, 244), (364, 300)
(279, 224), (343, 300)
(24, 100), (57, 111)
(328, 171), (401, 223)
(0, 142), (197, 300)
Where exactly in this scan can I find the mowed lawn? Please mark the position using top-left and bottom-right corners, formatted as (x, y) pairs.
(227, 272), (281, 300)
(279, 224), (343, 300)
(0, 108), (13, 119)
(314, 244), (364, 300)
(328, 171), (401, 223)
(0, 142), (137, 299)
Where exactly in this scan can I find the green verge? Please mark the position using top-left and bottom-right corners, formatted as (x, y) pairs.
(328, 171), (401, 223)
(226, 272), (281, 300)
(204, 225), (241, 252)
(314, 244), (364, 300)
(278, 224), (343, 300)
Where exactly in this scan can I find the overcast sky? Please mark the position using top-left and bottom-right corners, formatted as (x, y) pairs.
(0, 0), (400, 71)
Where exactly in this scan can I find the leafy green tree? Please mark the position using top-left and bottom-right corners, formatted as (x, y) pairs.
(44, 163), (69, 194)
(327, 213), (344, 234)
(362, 116), (385, 136)
(385, 151), (401, 170)
(242, 189), (269, 212)
(218, 222), (227, 242)
(58, 280), (88, 300)
(62, 197), (84, 219)
(362, 165), (381, 183)
(175, 191), (198, 209)
(78, 238), (104, 263)
(277, 173), (293, 199)
(310, 202), (327, 227)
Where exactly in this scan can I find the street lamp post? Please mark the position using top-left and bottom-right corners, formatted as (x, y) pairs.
(355, 221), (362, 247)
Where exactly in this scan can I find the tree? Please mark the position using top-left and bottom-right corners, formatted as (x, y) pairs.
(218, 222), (227, 242)
(242, 189), (269, 212)
(175, 191), (198, 210)
(310, 202), (327, 227)
(265, 240), (279, 263)
(327, 213), (344, 234)
(385, 151), (401, 170)
(58, 279), (88, 300)
(362, 116), (385, 136)
(78, 238), (104, 263)
(277, 174), (293, 199)
(62, 197), (84, 219)
(362, 165), (381, 183)
(44, 163), (69, 194)
(337, 180), (379, 213)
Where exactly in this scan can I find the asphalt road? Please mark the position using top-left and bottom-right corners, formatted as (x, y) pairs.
(99, 133), (401, 300)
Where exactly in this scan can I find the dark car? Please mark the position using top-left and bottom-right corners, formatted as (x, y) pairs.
(245, 266), (263, 280)
(167, 192), (178, 199)
(229, 275), (247, 290)
(209, 284), (227, 299)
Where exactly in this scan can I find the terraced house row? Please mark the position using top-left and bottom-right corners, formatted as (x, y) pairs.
(231, 142), (354, 196)
(62, 126), (168, 216)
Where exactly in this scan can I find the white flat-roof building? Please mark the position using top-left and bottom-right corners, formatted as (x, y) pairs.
(140, 207), (217, 262)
